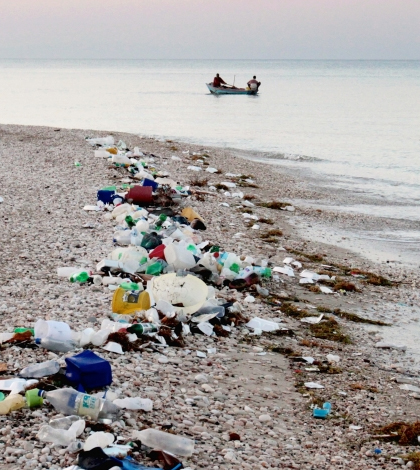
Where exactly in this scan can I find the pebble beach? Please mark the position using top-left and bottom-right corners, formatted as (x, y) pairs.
(1, 123), (420, 470)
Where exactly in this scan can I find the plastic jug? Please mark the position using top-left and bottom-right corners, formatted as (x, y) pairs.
(34, 320), (72, 341)
(112, 288), (151, 314)
(164, 242), (197, 271)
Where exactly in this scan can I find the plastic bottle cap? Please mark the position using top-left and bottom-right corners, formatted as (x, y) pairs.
(25, 388), (44, 407)
(35, 338), (41, 344)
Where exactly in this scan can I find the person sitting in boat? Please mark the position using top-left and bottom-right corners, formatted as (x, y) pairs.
(213, 73), (227, 88)
(247, 76), (261, 91)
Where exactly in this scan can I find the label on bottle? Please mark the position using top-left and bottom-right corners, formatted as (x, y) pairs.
(77, 394), (100, 418)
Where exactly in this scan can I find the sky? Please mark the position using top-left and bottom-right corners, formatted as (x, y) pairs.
(0, 0), (419, 60)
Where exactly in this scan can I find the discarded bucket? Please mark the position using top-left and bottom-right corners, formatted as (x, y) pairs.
(112, 288), (151, 314)
(125, 186), (153, 205)
(150, 273), (208, 315)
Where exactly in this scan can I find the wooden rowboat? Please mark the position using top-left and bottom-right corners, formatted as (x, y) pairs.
(206, 83), (258, 95)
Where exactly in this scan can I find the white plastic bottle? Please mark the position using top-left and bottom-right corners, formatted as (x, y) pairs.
(35, 337), (77, 353)
(133, 428), (194, 457)
(19, 360), (60, 378)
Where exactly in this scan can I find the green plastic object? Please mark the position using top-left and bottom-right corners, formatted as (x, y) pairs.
(25, 389), (44, 408)
(69, 271), (89, 283)
(0, 392), (5, 402)
(120, 282), (140, 291)
(230, 263), (240, 274)
(125, 215), (136, 228)
(14, 328), (34, 335)
(102, 186), (117, 191)
(210, 245), (220, 253)
(145, 262), (163, 276)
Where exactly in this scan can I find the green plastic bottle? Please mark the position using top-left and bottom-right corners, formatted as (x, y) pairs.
(127, 323), (158, 336)
(69, 271), (90, 283)
(125, 215), (136, 228)
(14, 328), (34, 335)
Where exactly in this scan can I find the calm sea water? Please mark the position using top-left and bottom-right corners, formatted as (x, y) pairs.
(1, 59), (419, 206)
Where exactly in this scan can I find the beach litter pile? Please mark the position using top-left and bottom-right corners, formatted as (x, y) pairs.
(1, 129), (418, 470)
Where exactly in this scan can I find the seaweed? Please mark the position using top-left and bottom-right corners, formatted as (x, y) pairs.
(309, 317), (351, 344)
(243, 194), (256, 201)
(257, 201), (291, 210)
(215, 183), (230, 191)
(333, 281), (358, 292)
(288, 249), (324, 262)
(258, 217), (274, 225)
(188, 177), (209, 187)
(280, 302), (313, 319)
(375, 421), (420, 446)
(402, 453), (420, 470)
(316, 306), (390, 326)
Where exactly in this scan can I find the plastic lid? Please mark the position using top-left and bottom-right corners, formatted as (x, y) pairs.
(25, 388), (44, 408)
(35, 338), (41, 344)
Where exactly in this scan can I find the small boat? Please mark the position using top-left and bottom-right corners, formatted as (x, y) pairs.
(206, 83), (258, 95)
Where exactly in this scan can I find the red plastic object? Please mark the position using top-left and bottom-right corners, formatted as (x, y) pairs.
(126, 185), (153, 205)
(148, 244), (166, 260)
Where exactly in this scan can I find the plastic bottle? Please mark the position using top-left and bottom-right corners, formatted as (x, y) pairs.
(130, 228), (143, 246)
(141, 232), (162, 250)
(69, 271), (90, 284)
(37, 388), (121, 421)
(19, 360), (60, 378)
(135, 219), (149, 232)
(145, 260), (166, 275)
(133, 429), (194, 457)
(126, 323), (158, 336)
(125, 215), (136, 228)
(38, 417), (85, 446)
(35, 337), (77, 353)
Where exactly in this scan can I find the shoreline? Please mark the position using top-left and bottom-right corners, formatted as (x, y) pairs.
(1, 123), (420, 469)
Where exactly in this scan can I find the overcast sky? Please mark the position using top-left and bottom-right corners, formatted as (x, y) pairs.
(0, 0), (419, 60)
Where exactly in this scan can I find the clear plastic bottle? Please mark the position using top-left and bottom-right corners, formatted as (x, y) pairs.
(133, 428), (194, 457)
(19, 360), (60, 378)
(35, 337), (77, 353)
(38, 416), (85, 446)
(38, 388), (121, 421)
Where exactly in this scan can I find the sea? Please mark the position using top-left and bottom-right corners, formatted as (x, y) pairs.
(1, 59), (420, 361)
(0, 59), (419, 260)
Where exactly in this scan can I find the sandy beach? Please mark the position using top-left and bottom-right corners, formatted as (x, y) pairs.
(1, 123), (420, 470)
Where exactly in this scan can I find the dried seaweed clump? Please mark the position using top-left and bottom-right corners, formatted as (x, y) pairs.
(333, 281), (358, 292)
(188, 177), (209, 187)
(316, 306), (390, 326)
(309, 317), (351, 344)
(257, 201), (290, 210)
(375, 421), (420, 446)
(349, 269), (393, 286)
(280, 302), (313, 319)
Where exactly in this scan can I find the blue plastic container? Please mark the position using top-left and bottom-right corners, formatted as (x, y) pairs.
(97, 189), (116, 204)
(142, 178), (159, 191)
(313, 402), (331, 419)
(65, 350), (112, 392)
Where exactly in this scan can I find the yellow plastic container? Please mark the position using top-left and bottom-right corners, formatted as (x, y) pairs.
(0, 394), (25, 415)
(107, 147), (118, 155)
(181, 207), (205, 223)
(112, 287), (151, 314)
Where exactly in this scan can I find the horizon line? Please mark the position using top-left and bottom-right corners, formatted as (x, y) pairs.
(0, 58), (419, 61)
